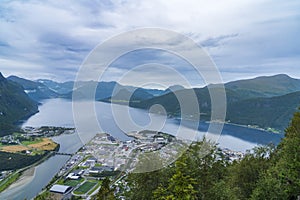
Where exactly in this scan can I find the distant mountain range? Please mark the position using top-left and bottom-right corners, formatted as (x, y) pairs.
(0, 73), (38, 136)
(7, 77), (177, 102)
(3, 73), (300, 133)
(130, 74), (300, 132)
(8, 76), (59, 101)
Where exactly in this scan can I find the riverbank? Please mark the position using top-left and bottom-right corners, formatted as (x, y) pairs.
(0, 150), (55, 194)
(6, 167), (35, 190)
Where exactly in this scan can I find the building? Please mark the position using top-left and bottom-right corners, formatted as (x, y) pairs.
(66, 169), (85, 180)
(154, 137), (168, 144)
(107, 135), (116, 142)
(89, 166), (114, 174)
(50, 184), (72, 194)
(86, 156), (97, 163)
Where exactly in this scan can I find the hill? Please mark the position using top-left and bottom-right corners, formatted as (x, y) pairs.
(226, 91), (300, 131)
(8, 77), (164, 101)
(70, 81), (122, 100)
(101, 86), (159, 103)
(4, 74), (300, 132)
(0, 73), (38, 136)
(102, 88), (154, 103)
(161, 85), (185, 95)
(8, 76), (58, 101)
(225, 74), (300, 99)
(71, 81), (163, 101)
(37, 79), (74, 95)
(131, 86), (241, 118)
(131, 85), (300, 132)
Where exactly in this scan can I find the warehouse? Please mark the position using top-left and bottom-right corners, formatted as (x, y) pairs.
(50, 184), (72, 194)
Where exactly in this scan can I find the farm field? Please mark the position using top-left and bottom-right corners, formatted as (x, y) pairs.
(0, 138), (58, 153)
(28, 138), (57, 151)
(0, 145), (29, 153)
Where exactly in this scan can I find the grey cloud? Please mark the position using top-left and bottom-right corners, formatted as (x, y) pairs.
(201, 34), (239, 48)
(0, 0), (300, 85)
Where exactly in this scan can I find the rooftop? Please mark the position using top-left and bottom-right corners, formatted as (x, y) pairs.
(50, 184), (72, 194)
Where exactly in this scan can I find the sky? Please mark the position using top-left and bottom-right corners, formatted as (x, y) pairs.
(0, 0), (299, 88)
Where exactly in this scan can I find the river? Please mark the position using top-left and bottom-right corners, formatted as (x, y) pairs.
(0, 98), (283, 200)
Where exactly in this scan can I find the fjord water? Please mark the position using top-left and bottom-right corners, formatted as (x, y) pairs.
(23, 99), (282, 150)
(0, 99), (282, 200)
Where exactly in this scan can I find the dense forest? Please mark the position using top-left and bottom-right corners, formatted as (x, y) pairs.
(97, 110), (300, 200)
(0, 151), (46, 171)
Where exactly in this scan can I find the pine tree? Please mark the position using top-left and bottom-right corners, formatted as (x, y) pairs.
(97, 177), (115, 200)
(251, 110), (300, 199)
(227, 145), (274, 199)
(154, 156), (197, 200)
(124, 153), (171, 200)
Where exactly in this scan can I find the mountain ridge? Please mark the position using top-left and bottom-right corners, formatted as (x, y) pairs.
(8, 76), (59, 101)
(225, 74), (300, 99)
(0, 73), (39, 136)
(5, 74), (300, 132)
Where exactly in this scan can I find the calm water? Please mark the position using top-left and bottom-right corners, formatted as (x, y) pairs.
(0, 99), (283, 200)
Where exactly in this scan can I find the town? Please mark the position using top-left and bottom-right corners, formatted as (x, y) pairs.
(38, 130), (245, 199)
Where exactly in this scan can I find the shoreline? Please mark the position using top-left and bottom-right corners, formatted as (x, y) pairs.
(100, 100), (282, 134)
(0, 138), (59, 194)
(6, 167), (36, 190)
(103, 101), (283, 134)
(222, 122), (282, 134)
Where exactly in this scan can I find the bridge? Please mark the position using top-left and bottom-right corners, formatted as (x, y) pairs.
(51, 151), (74, 156)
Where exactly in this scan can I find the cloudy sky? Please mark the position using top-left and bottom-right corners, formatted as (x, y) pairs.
(0, 0), (299, 88)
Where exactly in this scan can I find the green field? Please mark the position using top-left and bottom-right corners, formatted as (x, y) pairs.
(94, 163), (102, 167)
(74, 181), (97, 195)
(57, 178), (84, 187)
(88, 180), (102, 195)
(21, 139), (43, 146)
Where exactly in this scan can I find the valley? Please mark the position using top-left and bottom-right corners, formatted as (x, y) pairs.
(2, 73), (300, 133)
(0, 72), (298, 199)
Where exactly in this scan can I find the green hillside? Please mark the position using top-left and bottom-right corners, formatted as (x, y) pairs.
(3, 74), (300, 132)
(118, 110), (300, 199)
(102, 88), (155, 104)
(131, 86), (242, 118)
(131, 86), (300, 132)
(227, 91), (300, 131)
(0, 73), (38, 136)
(225, 74), (300, 99)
